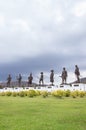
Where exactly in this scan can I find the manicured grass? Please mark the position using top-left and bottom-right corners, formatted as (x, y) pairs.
(0, 96), (86, 130)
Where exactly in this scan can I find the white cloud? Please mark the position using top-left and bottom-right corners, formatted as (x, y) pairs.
(11, 19), (29, 32)
(0, 14), (5, 27)
(0, 0), (86, 70)
(53, 8), (65, 24)
(72, 1), (86, 17)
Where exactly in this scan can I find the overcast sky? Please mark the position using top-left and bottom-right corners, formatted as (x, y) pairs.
(0, 0), (86, 83)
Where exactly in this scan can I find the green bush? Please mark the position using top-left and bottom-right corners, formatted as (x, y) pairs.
(0, 92), (5, 96)
(23, 91), (28, 96)
(85, 91), (86, 96)
(79, 91), (85, 98)
(27, 90), (36, 97)
(71, 91), (77, 98)
(0, 90), (85, 99)
(74, 90), (80, 96)
(35, 90), (41, 96)
(41, 91), (48, 98)
(12, 92), (17, 97)
(71, 90), (85, 98)
(19, 91), (26, 97)
(5, 91), (12, 96)
(64, 90), (71, 97)
(52, 90), (64, 98)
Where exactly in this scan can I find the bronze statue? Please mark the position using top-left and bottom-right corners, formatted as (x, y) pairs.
(7, 74), (12, 87)
(17, 74), (22, 87)
(39, 72), (44, 85)
(61, 67), (67, 84)
(28, 73), (33, 86)
(50, 70), (54, 86)
(75, 65), (80, 83)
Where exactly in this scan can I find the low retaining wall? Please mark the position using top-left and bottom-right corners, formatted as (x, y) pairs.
(0, 83), (86, 92)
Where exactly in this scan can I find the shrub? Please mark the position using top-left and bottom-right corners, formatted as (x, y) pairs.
(79, 91), (85, 98)
(74, 90), (80, 96)
(35, 90), (41, 96)
(85, 91), (86, 96)
(12, 92), (17, 97)
(23, 91), (28, 96)
(19, 91), (25, 97)
(5, 91), (12, 96)
(0, 92), (5, 96)
(52, 90), (64, 98)
(27, 90), (36, 97)
(41, 91), (48, 98)
(64, 90), (71, 97)
(71, 91), (77, 98)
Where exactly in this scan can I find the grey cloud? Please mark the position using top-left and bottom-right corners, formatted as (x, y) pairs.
(0, 53), (86, 81)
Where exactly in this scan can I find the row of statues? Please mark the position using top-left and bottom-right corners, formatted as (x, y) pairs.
(7, 73), (33, 87)
(6, 65), (80, 87)
(61, 65), (80, 84)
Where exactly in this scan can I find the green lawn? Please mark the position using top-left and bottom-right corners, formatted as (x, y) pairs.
(0, 96), (86, 130)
